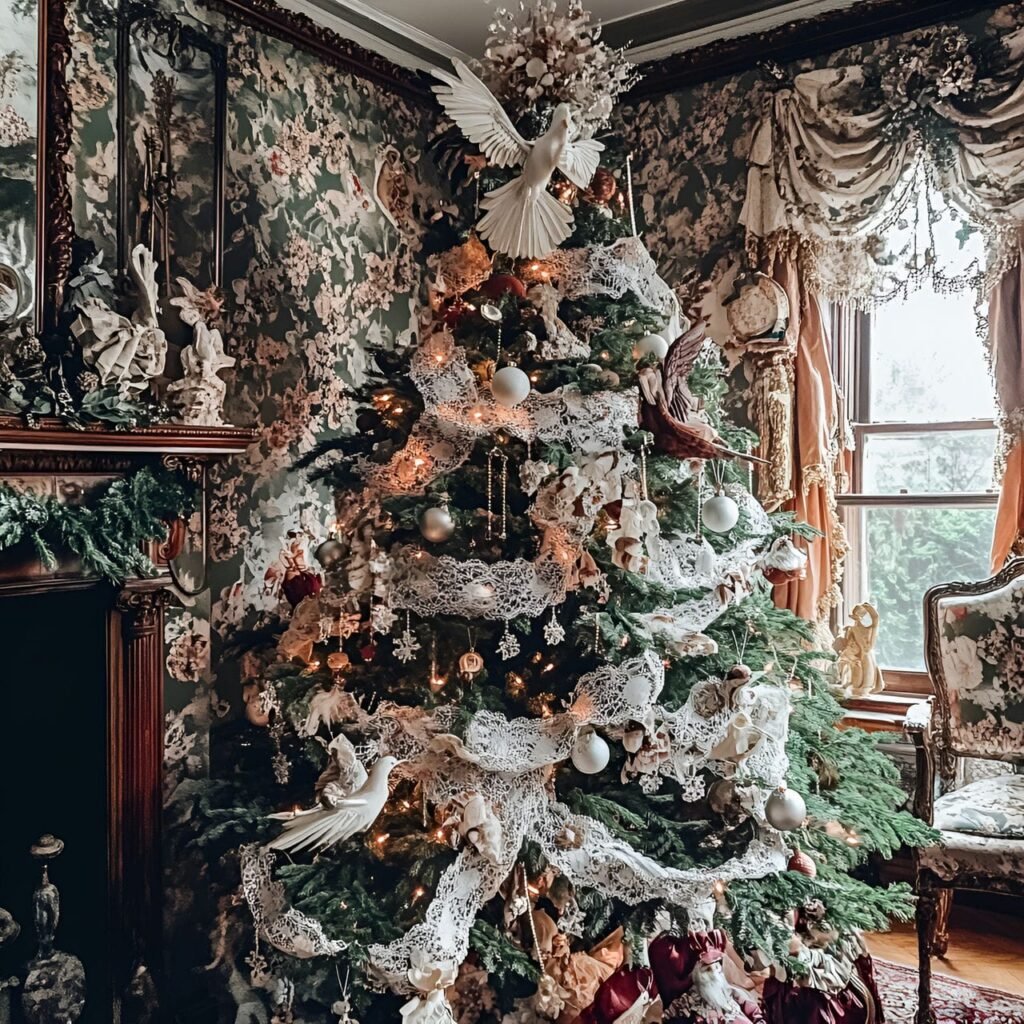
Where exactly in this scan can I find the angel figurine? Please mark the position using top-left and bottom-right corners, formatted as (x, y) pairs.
(832, 603), (885, 697)
(166, 319), (235, 425)
(71, 243), (167, 392)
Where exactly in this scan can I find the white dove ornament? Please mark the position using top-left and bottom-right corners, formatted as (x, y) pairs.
(267, 754), (400, 854)
(432, 60), (603, 259)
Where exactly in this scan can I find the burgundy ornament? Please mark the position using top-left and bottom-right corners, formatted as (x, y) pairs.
(480, 273), (527, 299)
(360, 641), (378, 663)
(573, 966), (657, 1024)
(788, 847), (818, 878)
(761, 954), (882, 1024)
(441, 298), (470, 327)
(585, 167), (618, 204)
(282, 568), (322, 609)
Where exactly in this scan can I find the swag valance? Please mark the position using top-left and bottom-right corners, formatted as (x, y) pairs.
(739, 26), (1024, 306)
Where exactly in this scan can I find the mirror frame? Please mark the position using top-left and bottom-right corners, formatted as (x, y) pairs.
(37, 0), (75, 336)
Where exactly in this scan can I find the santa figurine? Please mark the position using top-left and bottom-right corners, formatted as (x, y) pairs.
(650, 929), (763, 1024)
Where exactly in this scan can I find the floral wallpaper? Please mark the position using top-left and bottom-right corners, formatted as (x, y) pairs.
(66, 0), (441, 790)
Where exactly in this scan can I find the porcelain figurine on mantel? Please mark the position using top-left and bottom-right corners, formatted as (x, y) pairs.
(167, 276), (235, 426)
(70, 243), (167, 394)
(832, 602), (886, 698)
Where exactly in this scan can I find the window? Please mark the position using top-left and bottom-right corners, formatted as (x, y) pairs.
(834, 225), (997, 691)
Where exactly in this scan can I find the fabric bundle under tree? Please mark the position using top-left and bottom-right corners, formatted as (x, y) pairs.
(190, 5), (934, 1022)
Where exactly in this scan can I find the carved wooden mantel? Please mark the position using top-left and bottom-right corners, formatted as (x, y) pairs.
(0, 421), (255, 1020)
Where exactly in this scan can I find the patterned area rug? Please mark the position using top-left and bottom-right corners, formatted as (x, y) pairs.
(875, 958), (1024, 1023)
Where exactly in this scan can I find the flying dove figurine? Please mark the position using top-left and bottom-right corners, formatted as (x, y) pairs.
(432, 59), (603, 259)
(638, 321), (767, 465)
(267, 754), (400, 854)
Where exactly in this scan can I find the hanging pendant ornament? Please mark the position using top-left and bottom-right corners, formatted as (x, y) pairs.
(428, 634), (446, 692)
(491, 364), (531, 407)
(765, 786), (807, 831)
(543, 607), (565, 646)
(486, 446), (510, 541)
(677, 751), (706, 802)
(459, 628), (484, 681)
(420, 502), (455, 543)
(480, 301), (504, 362)
(395, 611), (421, 664)
(571, 726), (610, 775)
(497, 620), (520, 660)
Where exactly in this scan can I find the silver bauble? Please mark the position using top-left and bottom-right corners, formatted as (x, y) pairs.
(491, 365), (531, 407)
(314, 538), (344, 568)
(632, 333), (669, 360)
(707, 778), (738, 815)
(420, 505), (455, 543)
(702, 493), (739, 533)
(570, 728), (610, 775)
(765, 786), (807, 831)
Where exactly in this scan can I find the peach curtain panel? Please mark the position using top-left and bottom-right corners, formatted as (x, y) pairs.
(765, 256), (849, 623)
(990, 237), (1024, 570)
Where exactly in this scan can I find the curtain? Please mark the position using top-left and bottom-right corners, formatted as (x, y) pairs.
(989, 238), (1024, 570)
(740, 30), (1024, 308)
(767, 256), (849, 624)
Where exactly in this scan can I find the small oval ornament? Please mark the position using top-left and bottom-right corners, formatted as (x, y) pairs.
(480, 302), (503, 323)
(459, 650), (485, 680)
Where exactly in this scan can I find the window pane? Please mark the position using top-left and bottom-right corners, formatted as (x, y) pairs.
(869, 222), (995, 423)
(861, 430), (997, 494)
(858, 505), (996, 670)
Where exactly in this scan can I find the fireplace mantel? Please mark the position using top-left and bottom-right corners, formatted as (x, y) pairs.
(0, 420), (255, 1022)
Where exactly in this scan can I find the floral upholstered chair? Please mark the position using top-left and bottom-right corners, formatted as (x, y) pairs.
(906, 557), (1024, 1024)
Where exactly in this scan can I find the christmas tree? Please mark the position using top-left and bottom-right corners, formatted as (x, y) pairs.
(203, 4), (933, 1022)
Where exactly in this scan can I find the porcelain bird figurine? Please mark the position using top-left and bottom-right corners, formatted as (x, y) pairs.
(267, 755), (400, 854)
(432, 59), (603, 259)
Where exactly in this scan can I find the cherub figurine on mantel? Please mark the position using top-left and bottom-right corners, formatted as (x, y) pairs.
(166, 276), (235, 426)
(832, 603), (885, 698)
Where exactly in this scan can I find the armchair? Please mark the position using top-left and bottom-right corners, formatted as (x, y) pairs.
(907, 557), (1024, 1024)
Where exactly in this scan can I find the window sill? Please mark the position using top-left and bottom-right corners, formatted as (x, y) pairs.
(840, 692), (929, 734)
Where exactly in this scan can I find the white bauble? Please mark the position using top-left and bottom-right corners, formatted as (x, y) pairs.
(695, 537), (717, 575)
(765, 786), (807, 831)
(632, 333), (669, 360)
(491, 366), (531, 407)
(571, 728), (610, 774)
(420, 505), (455, 543)
(702, 494), (739, 533)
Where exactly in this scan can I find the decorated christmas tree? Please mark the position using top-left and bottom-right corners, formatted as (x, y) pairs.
(202, 5), (933, 1022)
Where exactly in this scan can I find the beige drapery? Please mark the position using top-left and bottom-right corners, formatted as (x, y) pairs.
(738, 26), (1024, 619)
(989, 234), (1024, 570)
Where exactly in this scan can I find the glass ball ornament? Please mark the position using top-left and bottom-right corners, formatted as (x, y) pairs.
(765, 786), (807, 832)
(314, 538), (344, 569)
(491, 365), (531, 407)
(632, 333), (669, 360)
(420, 505), (455, 543)
(570, 727), (610, 775)
(702, 493), (739, 533)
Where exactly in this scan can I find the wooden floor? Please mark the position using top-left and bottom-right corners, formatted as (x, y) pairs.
(868, 902), (1024, 996)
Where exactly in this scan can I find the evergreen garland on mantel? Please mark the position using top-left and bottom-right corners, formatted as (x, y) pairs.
(0, 467), (197, 583)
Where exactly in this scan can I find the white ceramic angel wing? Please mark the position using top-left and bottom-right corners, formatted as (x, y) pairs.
(558, 136), (603, 190)
(432, 59), (528, 169)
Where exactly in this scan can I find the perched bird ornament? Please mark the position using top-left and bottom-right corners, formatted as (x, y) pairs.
(431, 59), (603, 259)
(638, 321), (766, 465)
(267, 754), (401, 854)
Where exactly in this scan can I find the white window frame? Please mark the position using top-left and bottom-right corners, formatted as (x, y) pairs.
(830, 305), (998, 694)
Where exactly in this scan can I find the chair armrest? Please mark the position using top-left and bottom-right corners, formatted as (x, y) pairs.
(903, 698), (935, 825)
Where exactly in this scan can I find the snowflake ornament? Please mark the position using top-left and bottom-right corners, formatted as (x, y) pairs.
(394, 629), (422, 663)
(543, 610), (565, 646)
(497, 624), (520, 661)
(371, 602), (399, 635)
(245, 948), (270, 985)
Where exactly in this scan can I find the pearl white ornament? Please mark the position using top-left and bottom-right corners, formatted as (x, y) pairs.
(702, 493), (739, 533)
(491, 365), (531, 407)
(623, 674), (652, 706)
(632, 333), (669, 360)
(765, 786), (807, 831)
(571, 728), (610, 775)
(420, 505), (455, 543)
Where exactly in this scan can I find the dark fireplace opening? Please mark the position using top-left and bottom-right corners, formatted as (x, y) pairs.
(0, 586), (111, 1023)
